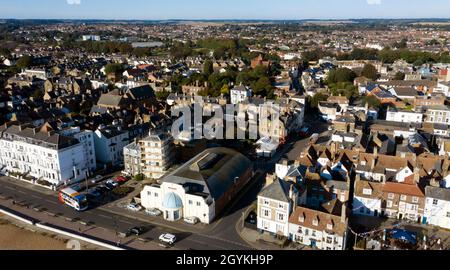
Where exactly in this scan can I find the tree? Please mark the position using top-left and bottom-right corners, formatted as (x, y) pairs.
(394, 72), (406, 80)
(156, 90), (170, 100)
(362, 95), (382, 109)
(327, 68), (357, 84)
(16, 55), (33, 69)
(253, 77), (272, 96)
(309, 92), (328, 108)
(203, 60), (214, 76)
(104, 63), (124, 75)
(220, 84), (230, 95)
(361, 64), (378, 80)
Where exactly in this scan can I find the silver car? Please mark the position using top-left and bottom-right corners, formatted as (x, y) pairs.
(145, 208), (162, 217)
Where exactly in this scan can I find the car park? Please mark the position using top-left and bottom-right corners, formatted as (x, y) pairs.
(127, 203), (142, 212)
(183, 216), (199, 225)
(159, 233), (177, 245)
(145, 208), (162, 217)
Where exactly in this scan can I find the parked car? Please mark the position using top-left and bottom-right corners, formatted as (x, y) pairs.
(184, 217), (199, 225)
(0, 168), (7, 176)
(115, 176), (128, 183)
(159, 233), (177, 245)
(105, 179), (119, 190)
(127, 203), (142, 212)
(87, 188), (102, 198)
(127, 226), (147, 236)
(145, 208), (162, 217)
(96, 185), (109, 194)
(91, 175), (103, 184)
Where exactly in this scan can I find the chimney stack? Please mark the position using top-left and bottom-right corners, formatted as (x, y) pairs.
(341, 203), (347, 223)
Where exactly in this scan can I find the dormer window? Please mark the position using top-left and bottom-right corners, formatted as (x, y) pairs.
(313, 218), (319, 226)
(327, 222), (334, 230)
(299, 214), (305, 223)
(363, 188), (372, 196)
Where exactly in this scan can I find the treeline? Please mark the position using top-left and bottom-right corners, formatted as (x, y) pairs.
(304, 47), (450, 65)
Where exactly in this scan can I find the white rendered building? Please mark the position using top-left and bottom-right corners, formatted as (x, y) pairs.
(0, 124), (89, 186)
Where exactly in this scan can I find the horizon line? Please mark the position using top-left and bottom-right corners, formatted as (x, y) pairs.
(2, 17), (450, 22)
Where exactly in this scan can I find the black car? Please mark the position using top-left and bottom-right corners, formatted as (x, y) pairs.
(96, 185), (109, 194)
(127, 226), (147, 236)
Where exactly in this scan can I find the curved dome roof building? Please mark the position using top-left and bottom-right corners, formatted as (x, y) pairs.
(141, 147), (254, 224)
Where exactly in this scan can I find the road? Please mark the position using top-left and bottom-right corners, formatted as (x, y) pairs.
(0, 176), (252, 250)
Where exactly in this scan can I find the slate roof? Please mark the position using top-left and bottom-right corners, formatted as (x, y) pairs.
(425, 186), (450, 201)
(259, 179), (295, 203)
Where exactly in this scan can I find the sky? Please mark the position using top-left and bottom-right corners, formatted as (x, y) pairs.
(1, 0), (450, 20)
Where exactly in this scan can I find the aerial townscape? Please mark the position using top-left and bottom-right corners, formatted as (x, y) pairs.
(2, 0), (450, 253)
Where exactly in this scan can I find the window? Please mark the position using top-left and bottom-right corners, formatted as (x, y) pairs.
(363, 188), (372, 196)
(196, 202), (201, 206)
(277, 212), (285, 222)
(412, 197), (419, 203)
(327, 223), (333, 230)
(433, 199), (438, 206)
(388, 193), (394, 199)
(263, 199), (270, 205)
(313, 219), (319, 226)
(360, 207), (365, 213)
(188, 200), (193, 205)
(305, 229), (309, 236)
(262, 208), (271, 218)
(278, 203), (285, 209)
(326, 237), (333, 244)
(447, 212), (450, 218)
(154, 193), (158, 198)
(299, 215), (305, 223)
(147, 191), (151, 196)
(387, 201), (393, 208)
(400, 195), (407, 201)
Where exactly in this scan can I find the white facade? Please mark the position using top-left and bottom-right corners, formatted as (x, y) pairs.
(257, 196), (291, 237)
(288, 222), (347, 250)
(0, 131), (88, 186)
(230, 86), (252, 105)
(434, 82), (450, 97)
(425, 107), (450, 125)
(140, 182), (215, 224)
(94, 127), (129, 166)
(60, 128), (97, 174)
(424, 188), (450, 229)
(353, 195), (382, 217)
(386, 111), (423, 124)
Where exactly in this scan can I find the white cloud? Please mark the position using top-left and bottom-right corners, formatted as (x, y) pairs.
(367, 0), (382, 5)
(67, 0), (81, 5)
